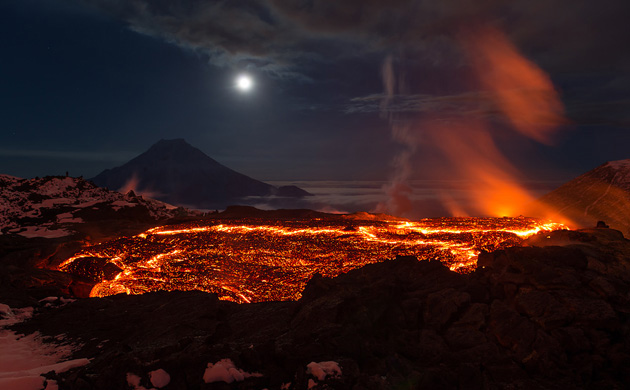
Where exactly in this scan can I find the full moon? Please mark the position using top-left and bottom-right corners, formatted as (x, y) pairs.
(236, 74), (253, 91)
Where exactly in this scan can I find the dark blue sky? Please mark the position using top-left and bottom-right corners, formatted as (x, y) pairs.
(1, 0), (629, 185)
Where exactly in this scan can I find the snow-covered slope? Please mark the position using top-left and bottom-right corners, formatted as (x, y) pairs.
(536, 159), (630, 235)
(0, 301), (89, 390)
(0, 175), (198, 238)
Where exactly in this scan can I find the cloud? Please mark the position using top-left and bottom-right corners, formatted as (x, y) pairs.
(346, 91), (630, 130)
(78, 0), (322, 79)
(345, 90), (552, 132)
(346, 92), (495, 115)
(70, 0), (496, 80)
(75, 0), (629, 80)
(269, 0), (630, 71)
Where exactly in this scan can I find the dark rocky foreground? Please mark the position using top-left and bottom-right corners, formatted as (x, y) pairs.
(8, 228), (630, 389)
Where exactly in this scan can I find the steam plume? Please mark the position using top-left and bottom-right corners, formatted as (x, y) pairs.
(375, 56), (417, 216)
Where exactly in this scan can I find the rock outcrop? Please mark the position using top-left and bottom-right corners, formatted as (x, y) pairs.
(0, 174), (199, 240)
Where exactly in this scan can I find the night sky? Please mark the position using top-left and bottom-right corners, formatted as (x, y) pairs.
(2, 0), (629, 189)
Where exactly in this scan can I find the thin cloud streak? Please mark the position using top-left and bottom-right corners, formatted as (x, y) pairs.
(0, 148), (135, 162)
(346, 91), (496, 115)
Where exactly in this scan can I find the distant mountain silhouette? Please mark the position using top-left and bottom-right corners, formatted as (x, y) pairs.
(534, 160), (630, 236)
(91, 139), (310, 209)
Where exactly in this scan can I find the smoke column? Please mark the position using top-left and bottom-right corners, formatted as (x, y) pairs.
(375, 56), (416, 216)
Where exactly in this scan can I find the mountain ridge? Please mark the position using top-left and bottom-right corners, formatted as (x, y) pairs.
(535, 159), (630, 236)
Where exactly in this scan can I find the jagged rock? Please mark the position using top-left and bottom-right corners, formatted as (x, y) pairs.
(61, 257), (122, 283)
(0, 265), (73, 306)
(597, 221), (610, 228)
(443, 326), (487, 350)
(423, 288), (470, 329)
(514, 290), (573, 330)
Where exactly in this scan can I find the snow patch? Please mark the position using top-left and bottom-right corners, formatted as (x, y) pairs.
(0, 304), (90, 390)
(203, 358), (262, 384)
(0, 375), (46, 390)
(73, 200), (101, 208)
(126, 369), (170, 390)
(111, 200), (137, 208)
(17, 226), (71, 239)
(57, 212), (83, 224)
(306, 361), (342, 381)
(38, 297), (76, 308)
(149, 369), (170, 388)
(0, 303), (13, 317)
(126, 372), (141, 387)
(45, 379), (59, 390)
(36, 198), (74, 209)
(59, 217), (83, 224)
(0, 306), (33, 327)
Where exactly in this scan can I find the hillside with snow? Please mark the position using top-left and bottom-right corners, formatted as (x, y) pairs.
(0, 175), (199, 239)
(536, 159), (630, 236)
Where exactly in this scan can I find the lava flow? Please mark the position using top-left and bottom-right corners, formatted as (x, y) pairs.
(59, 216), (565, 303)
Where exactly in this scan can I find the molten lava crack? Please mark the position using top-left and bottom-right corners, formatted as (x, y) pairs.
(59, 217), (565, 303)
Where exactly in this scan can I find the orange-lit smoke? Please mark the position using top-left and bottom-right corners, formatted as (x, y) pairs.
(427, 120), (536, 217)
(380, 26), (570, 220)
(432, 26), (567, 217)
(462, 27), (566, 145)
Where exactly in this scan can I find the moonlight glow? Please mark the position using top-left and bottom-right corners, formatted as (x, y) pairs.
(236, 74), (253, 91)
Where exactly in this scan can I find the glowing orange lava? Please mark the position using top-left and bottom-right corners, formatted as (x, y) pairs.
(416, 27), (570, 220)
(59, 216), (566, 303)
